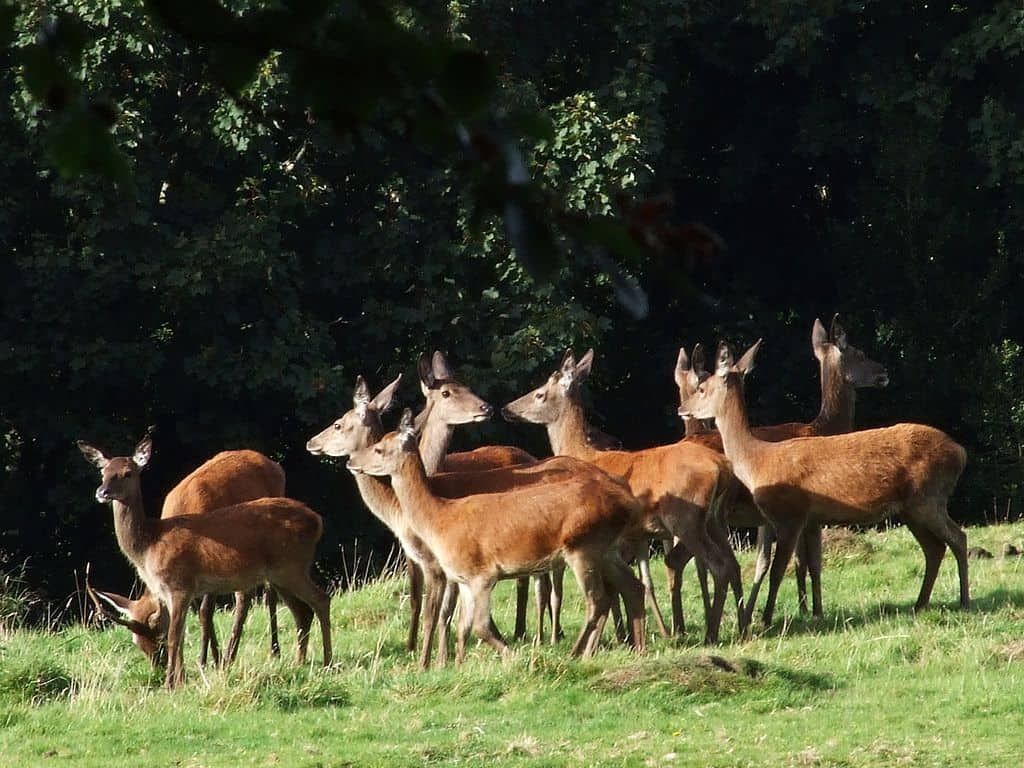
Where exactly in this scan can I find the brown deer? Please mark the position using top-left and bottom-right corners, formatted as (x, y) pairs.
(78, 435), (331, 688)
(414, 351), (553, 643)
(346, 408), (646, 661)
(87, 449), (285, 667)
(307, 374), (611, 666)
(503, 349), (746, 644)
(678, 341), (968, 627)
(676, 316), (889, 618)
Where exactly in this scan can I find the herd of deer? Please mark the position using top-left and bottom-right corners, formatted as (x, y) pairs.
(78, 316), (970, 689)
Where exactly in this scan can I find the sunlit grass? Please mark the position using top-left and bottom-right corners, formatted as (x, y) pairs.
(2, 522), (1023, 766)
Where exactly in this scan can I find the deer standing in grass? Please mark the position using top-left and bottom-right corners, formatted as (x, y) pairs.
(414, 352), (563, 643)
(676, 316), (889, 619)
(678, 341), (968, 627)
(346, 408), (646, 661)
(79, 435), (331, 688)
(503, 349), (746, 644)
(87, 449), (285, 667)
(307, 374), (615, 666)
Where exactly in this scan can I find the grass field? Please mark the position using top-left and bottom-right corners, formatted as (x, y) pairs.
(2, 522), (1024, 767)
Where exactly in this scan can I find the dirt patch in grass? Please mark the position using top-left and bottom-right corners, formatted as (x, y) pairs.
(822, 527), (875, 564)
(591, 654), (762, 697)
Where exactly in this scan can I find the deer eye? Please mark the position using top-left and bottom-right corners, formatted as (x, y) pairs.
(698, 386), (706, 395)
(374, 447), (383, 455)
(534, 391), (544, 400)
(334, 422), (342, 431)
(441, 389), (450, 398)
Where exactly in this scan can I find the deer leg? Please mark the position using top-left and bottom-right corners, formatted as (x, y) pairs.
(744, 525), (775, 629)
(601, 554), (646, 653)
(513, 577), (529, 641)
(276, 588), (314, 664)
(164, 593), (190, 689)
(198, 594), (219, 668)
(406, 558), (424, 653)
(280, 574), (332, 667)
(564, 552), (611, 658)
(222, 590), (252, 667)
(455, 583), (474, 664)
(902, 517), (946, 611)
(469, 581), (509, 657)
(664, 538), (692, 636)
(802, 524), (824, 618)
(437, 580), (458, 667)
(637, 551), (671, 638)
(417, 567), (446, 670)
(760, 520), (803, 627)
(266, 585), (280, 658)
(794, 528), (809, 614)
(549, 563), (565, 644)
(533, 574), (551, 646)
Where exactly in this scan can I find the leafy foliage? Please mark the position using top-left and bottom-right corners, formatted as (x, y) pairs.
(1, 0), (1022, 606)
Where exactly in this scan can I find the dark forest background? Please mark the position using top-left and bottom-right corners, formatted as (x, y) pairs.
(2, 1), (1022, 613)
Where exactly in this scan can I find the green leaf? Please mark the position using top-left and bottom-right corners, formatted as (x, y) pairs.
(45, 105), (131, 187)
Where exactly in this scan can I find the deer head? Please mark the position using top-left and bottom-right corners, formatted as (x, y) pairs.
(306, 374), (402, 458)
(85, 578), (168, 667)
(346, 408), (419, 477)
(77, 435), (152, 504)
(502, 348), (594, 425)
(812, 315), (888, 389)
(678, 340), (761, 421)
(417, 351), (493, 424)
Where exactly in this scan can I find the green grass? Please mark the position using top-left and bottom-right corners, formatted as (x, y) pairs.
(3, 522), (1024, 767)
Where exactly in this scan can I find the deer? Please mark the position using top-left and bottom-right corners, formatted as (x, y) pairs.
(87, 449), (285, 668)
(415, 351), (564, 644)
(675, 315), (889, 620)
(503, 349), (746, 644)
(306, 374), (609, 666)
(678, 340), (969, 627)
(78, 435), (331, 688)
(346, 408), (647, 661)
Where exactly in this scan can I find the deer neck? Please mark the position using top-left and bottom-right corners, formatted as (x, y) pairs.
(547, 399), (598, 459)
(416, 411), (454, 475)
(353, 472), (403, 531)
(388, 451), (446, 541)
(713, 379), (764, 488)
(111, 489), (158, 571)
(811, 358), (856, 436)
(683, 416), (712, 437)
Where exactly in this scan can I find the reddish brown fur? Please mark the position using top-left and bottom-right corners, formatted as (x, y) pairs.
(503, 349), (746, 644)
(79, 437), (331, 688)
(90, 450), (286, 667)
(347, 410), (647, 661)
(679, 342), (968, 626)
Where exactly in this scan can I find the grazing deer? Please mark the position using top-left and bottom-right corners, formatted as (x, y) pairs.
(678, 341), (968, 626)
(307, 375), (616, 666)
(503, 349), (746, 644)
(676, 316), (889, 618)
(78, 436), (331, 688)
(346, 409), (646, 661)
(87, 449), (285, 668)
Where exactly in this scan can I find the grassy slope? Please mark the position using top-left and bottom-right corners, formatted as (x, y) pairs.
(2, 523), (1024, 767)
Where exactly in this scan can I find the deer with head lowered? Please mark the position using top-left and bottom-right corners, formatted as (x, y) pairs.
(678, 341), (968, 627)
(78, 435), (331, 688)
(676, 316), (889, 619)
(307, 374), (634, 665)
(87, 449), (285, 668)
(503, 349), (746, 644)
(345, 408), (646, 660)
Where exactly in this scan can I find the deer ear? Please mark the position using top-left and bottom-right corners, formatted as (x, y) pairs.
(715, 343), (733, 378)
(77, 441), (109, 469)
(830, 314), (848, 351)
(417, 353), (435, 394)
(692, 344), (706, 376)
(736, 339), (763, 376)
(431, 350), (454, 381)
(398, 408), (418, 449)
(575, 348), (594, 381)
(353, 375), (371, 412)
(132, 435), (153, 468)
(812, 318), (828, 356)
(370, 374), (402, 414)
(674, 347), (689, 388)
